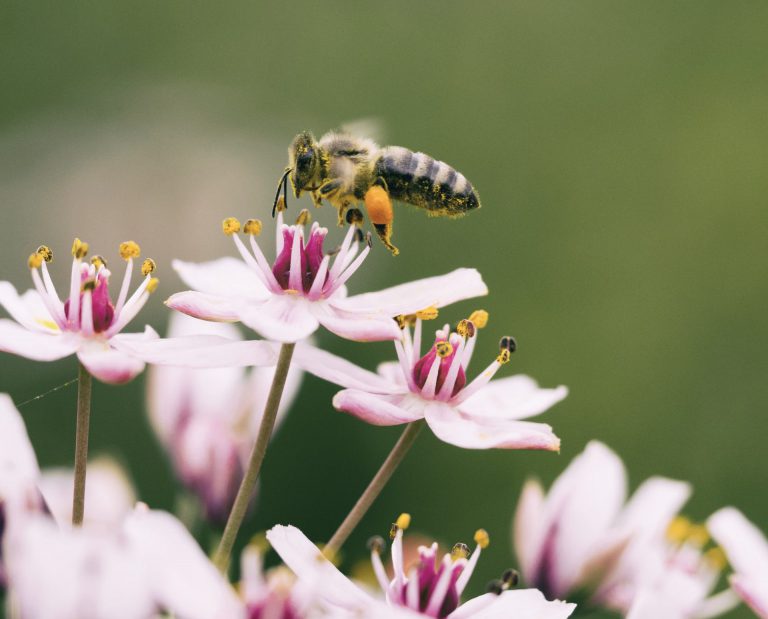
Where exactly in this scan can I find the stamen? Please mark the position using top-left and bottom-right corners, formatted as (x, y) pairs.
(243, 218), (262, 236)
(287, 226), (303, 292)
(307, 254), (331, 300)
(395, 315), (407, 330)
(687, 524), (710, 547)
(367, 536), (386, 554)
(119, 241), (140, 260)
(420, 354), (442, 399)
(486, 579), (504, 595)
(368, 536), (390, 594)
(28, 253), (43, 269)
(140, 258), (157, 277)
(67, 259), (82, 329)
(451, 543), (470, 561)
(323, 240), (371, 297)
(704, 547), (727, 570)
(667, 516), (692, 543)
(346, 208), (364, 226)
(394, 339), (418, 392)
(274, 196), (287, 213)
(36, 245), (53, 262)
(396, 513), (411, 530)
(295, 209), (311, 226)
(221, 217), (241, 236)
(147, 278), (159, 294)
(389, 523), (399, 541)
(436, 341), (453, 358)
(328, 224), (357, 282)
(469, 310), (489, 328)
(456, 529), (489, 595)
(71, 238), (89, 260)
(90, 256), (107, 269)
(474, 529), (490, 549)
(247, 234), (282, 291)
(501, 568), (519, 587)
(425, 555), (455, 616)
(416, 306), (439, 321)
(497, 335), (516, 364)
(80, 289), (94, 337)
(406, 567), (420, 610)
(437, 337), (466, 400)
(456, 319), (475, 338)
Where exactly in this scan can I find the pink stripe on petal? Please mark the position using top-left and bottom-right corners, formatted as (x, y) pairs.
(333, 390), (424, 426)
(77, 345), (146, 384)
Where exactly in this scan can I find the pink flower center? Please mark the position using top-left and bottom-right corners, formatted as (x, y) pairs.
(412, 339), (466, 398)
(396, 545), (464, 618)
(64, 271), (114, 333)
(271, 227), (327, 293)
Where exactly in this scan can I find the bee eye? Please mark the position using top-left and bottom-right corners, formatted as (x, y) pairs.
(297, 149), (315, 169)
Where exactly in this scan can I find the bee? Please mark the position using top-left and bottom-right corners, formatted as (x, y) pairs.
(274, 130), (481, 255)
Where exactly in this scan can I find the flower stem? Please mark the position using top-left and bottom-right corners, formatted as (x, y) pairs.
(72, 363), (92, 526)
(213, 342), (296, 573)
(324, 419), (425, 558)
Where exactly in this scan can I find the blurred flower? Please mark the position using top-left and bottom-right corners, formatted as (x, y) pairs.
(166, 211), (487, 343)
(0, 239), (159, 383)
(514, 441), (739, 616)
(294, 312), (567, 450)
(708, 507), (768, 618)
(267, 517), (576, 619)
(146, 313), (302, 523)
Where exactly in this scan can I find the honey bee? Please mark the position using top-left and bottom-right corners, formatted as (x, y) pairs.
(274, 130), (481, 255)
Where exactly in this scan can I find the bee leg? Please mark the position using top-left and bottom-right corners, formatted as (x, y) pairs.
(373, 223), (399, 256)
(337, 201), (350, 227)
(311, 190), (323, 209)
(318, 179), (343, 198)
(365, 183), (399, 256)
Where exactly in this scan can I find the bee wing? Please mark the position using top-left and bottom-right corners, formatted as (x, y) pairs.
(338, 117), (386, 144)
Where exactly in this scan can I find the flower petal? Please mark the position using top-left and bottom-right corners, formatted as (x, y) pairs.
(708, 507), (768, 583)
(317, 304), (401, 342)
(338, 268), (488, 317)
(458, 375), (568, 421)
(424, 402), (561, 450)
(0, 319), (77, 361)
(166, 291), (243, 322)
(173, 257), (269, 301)
(237, 295), (319, 343)
(333, 390), (425, 426)
(615, 476), (691, 539)
(293, 343), (403, 394)
(513, 479), (546, 581)
(266, 525), (374, 610)
(450, 589), (576, 619)
(77, 342), (146, 384)
(731, 575), (768, 619)
(0, 393), (41, 498)
(0, 284), (52, 332)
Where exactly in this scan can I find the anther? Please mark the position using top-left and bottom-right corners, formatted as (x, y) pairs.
(474, 529), (490, 549)
(28, 253), (43, 269)
(146, 278), (159, 294)
(119, 241), (140, 260)
(243, 219), (262, 236)
(415, 306), (439, 321)
(353, 228), (365, 244)
(667, 516), (692, 543)
(469, 310), (489, 329)
(456, 319), (475, 338)
(396, 513), (411, 530)
(275, 196), (287, 213)
(83, 279), (96, 292)
(687, 524), (710, 547)
(141, 258), (157, 277)
(486, 579), (504, 595)
(451, 543), (470, 561)
(389, 523), (399, 541)
(90, 255), (107, 269)
(367, 535), (386, 554)
(222, 217), (242, 236)
(395, 315), (407, 330)
(436, 341), (454, 358)
(704, 546), (728, 570)
(36, 245), (53, 263)
(501, 568), (519, 587)
(295, 209), (311, 226)
(71, 238), (89, 260)
(346, 208), (364, 226)
(497, 336), (516, 364)
(365, 231), (373, 248)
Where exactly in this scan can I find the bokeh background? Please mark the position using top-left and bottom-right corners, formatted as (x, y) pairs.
(2, 3), (767, 617)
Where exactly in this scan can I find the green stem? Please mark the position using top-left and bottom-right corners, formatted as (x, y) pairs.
(72, 363), (92, 526)
(213, 342), (296, 573)
(324, 419), (425, 558)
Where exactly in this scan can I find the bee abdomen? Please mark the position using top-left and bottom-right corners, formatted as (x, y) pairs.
(374, 147), (480, 217)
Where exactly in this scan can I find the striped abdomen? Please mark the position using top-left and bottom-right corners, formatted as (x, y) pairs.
(373, 146), (480, 217)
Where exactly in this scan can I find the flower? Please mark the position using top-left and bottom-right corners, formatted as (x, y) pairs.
(266, 516), (576, 618)
(513, 441), (739, 616)
(293, 312), (567, 450)
(166, 210), (488, 343)
(146, 313), (302, 523)
(0, 239), (159, 383)
(708, 507), (768, 618)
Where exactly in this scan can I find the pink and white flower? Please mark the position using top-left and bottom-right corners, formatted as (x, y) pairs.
(293, 313), (567, 450)
(708, 507), (768, 618)
(146, 313), (302, 523)
(266, 517), (576, 618)
(0, 239), (159, 384)
(166, 212), (488, 343)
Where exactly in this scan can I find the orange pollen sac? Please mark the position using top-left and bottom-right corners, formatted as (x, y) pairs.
(364, 185), (393, 225)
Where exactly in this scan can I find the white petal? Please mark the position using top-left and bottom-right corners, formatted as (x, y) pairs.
(424, 402), (561, 450)
(292, 343), (403, 394)
(615, 476), (692, 539)
(317, 304), (401, 342)
(0, 319), (77, 361)
(450, 589), (576, 619)
(0, 283), (51, 332)
(708, 507), (768, 581)
(458, 375), (568, 421)
(337, 268), (488, 316)
(77, 342), (146, 384)
(173, 257), (269, 300)
(166, 290), (243, 322)
(237, 295), (319, 343)
(513, 479), (546, 581)
(731, 575), (768, 619)
(626, 589), (685, 619)
(333, 390), (425, 426)
(0, 394), (41, 513)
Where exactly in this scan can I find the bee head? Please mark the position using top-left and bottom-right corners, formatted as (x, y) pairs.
(289, 131), (321, 197)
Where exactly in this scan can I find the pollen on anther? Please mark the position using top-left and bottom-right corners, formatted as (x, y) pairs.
(396, 513), (411, 530)
(666, 516), (692, 543)
(704, 546), (728, 570)
(501, 568), (519, 587)
(474, 529), (490, 549)
(146, 278), (159, 294)
(295, 209), (311, 226)
(141, 258), (157, 277)
(119, 241), (141, 260)
(90, 255), (107, 269)
(436, 341), (454, 358)
(222, 217), (242, 236)
(389, 523), (399, 541)
(367, 535), (386, 554)
(243, 219), (262, 236)
(496, 350), (511, 365)
(275, 196), (287, 213)
(71, 238), (89, 260)
(28, 253), (43, 269)
(83, 279), (96, 292)
(451, 543), (470, 561)
(486, 579), (504, 595)
(469, 310), (489, 329)
(36, 245), (53, 263)
(456, 319), (475, 338)
(415, 306), (439, 321)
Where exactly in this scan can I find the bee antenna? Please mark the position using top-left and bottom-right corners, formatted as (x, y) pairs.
(272, 168), (292, 218)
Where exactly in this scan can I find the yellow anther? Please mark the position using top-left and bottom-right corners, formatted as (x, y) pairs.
(141, 258), (157, 277)
(119, 241), (141, 260)
(83, 279), (96, 292)
(247, 532), (269, 553)
(389, 523), (399, 541)
(36, 245), (53, 263)
(295, 209), (311, 226)
(243, 219), (263, 236)
(666, 516), (692, 543)
(469, 310), (489, 329)
(456, 319), (476, 338)
(496, 349), (511, 365)
(451, 543), (470, 561)
(687, 524), (710, 547)
(28, 252), (43, 269)
(395, 315), (407, 330)
(222, 217), (242, 236)
(704, 546), (728, 570)
(396, 513), (411, 530)
(146, 278), (159, 294)
(90, 255), (107, 269)
(415, 306), (439, 321)
(71, 238), (89, 260)
(275, 196), (287, 213)
(436, 341), (454, 358)
(474, 529), (490, 549)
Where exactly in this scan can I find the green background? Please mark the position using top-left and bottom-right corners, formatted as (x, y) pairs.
(1, 2), (767, 617)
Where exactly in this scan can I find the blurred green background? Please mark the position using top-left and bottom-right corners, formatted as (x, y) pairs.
(2, 2), (767, 617)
